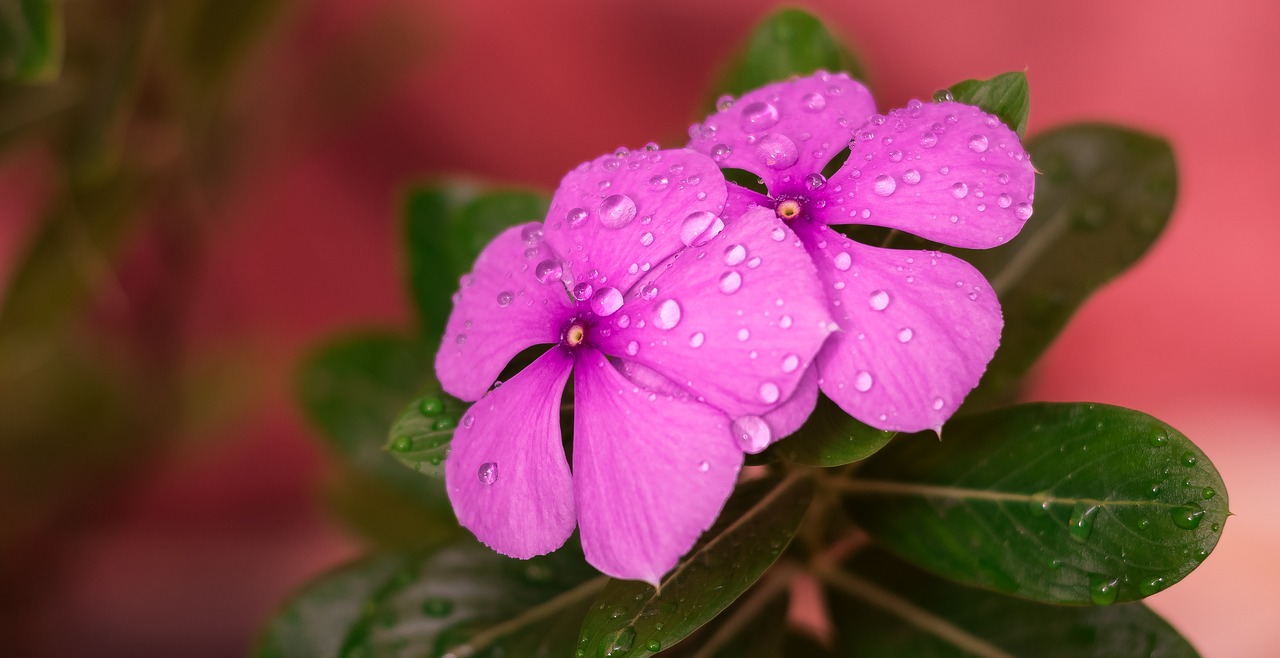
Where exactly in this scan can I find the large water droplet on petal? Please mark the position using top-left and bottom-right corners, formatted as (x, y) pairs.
(477, 462), (497, 485)
(520, 225), (543, 245)
(598, 194), (636, 229)
(1015, 202), (1034, 220)
(648, 174), (669, 191)
(920, 132), (938, 148)
(590, 287), (623, 316)
(718, 271), (742, 294)
(688, 332), (704, 348)
(800, 92), (827, 112)
(680, 211), (725, 246)
(902, 169), (921, 185)
(873, 175), (897, 197)
(654, 299), (682, 330)
(968, 134), (990, 153)
(897, 327), (914, 343)
(723, 244), (746, 266)
(781, 354), (800, 373)
(572, 282), (594, 301)
(757, 133), (799, 170)
(566, 207), (588, 227)
(496, 291), (513, 307)
(833, 251), (852, 271)
(951, 182), (969, 199)
(740, 100), (779, 131)
(854, 371), (873, 392)
(732, 416), (772, 454)
(757, 382), (780, 404)
(868, 290), (891, 311)
(535, 259), (563, 283)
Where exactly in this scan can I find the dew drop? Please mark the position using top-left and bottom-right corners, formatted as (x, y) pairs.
(625, 340), (639, 356)
(419, 397), (444, 416)
(655, 299), (682, 329)
(781, 353), (800, 373)
(853, 371), (873, 392)
(572, 282), (594, 301)
(779, 315), (793, 329)
(680, 211), (725, 246)
(477, 462), (498, 485)
(461, 413), (475, 429)
(801, 92), (827, 112)
(731, 415), (773, 453)
(951, 181), (969, 199)
(758, 382), (780, 404)
(770, 227), (786, 241)
(535, 259), (563, 283)
(590, 287), (624, 316)
(1180, 451), (1199, 467)
(719, 270), (742, 294)
(520, 225), (543, 244)
(740, 100), (780, 131)
(920, 132), (938, 148)
(833, 251), (852, 271)
(897, 327), (914, 343)
(1170, 503), (1206, 529)
(1088, 574), (1120, 606)
(932, 397), (945, 410)
(1014, 202), (1033, 220)
(496, 291), (513, 307)
(805, 172), (826, 190)
(639, 231), (654, 246)
(711, 143), (732, 162)
(647, 174), (669, 191)
(997, 192), (1013, 208)
(1068, 502), (1099, 542)
(724, 244), (746, 266)
(868, 290), (890, 311)
(757, 133), (799, 170)
(873, 174), (897, 197)
(698, 460), (710, 473)
(689, 332), (705, 348)
(968, 134), (989, 152)
(566, 207), (588, 227)
(902, 169), (921, 185)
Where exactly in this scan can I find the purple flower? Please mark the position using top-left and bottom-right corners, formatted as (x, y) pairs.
(688, 72), (1037, 433)
(435, 147), (833, 584)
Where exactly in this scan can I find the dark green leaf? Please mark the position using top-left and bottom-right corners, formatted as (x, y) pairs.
(295, 332), (452, 513)
(315, 542), (600, 658)
(843, 403), (1228, 605)
(941, 71), (1030, 139)
(578, 475), (814, 657)
(385, 389), (466, 478)
(404, 184), (550, 335)
(0, 0), (62, 82)
(256, 554), (408, 658)
(769, 393), (895, 467)
(713, 8), (867, 107)
(822, 549), (1199, 657)
(659, 587), (790, 658)
(961, 125), (1177, 409)
(324, 469), (465, 551)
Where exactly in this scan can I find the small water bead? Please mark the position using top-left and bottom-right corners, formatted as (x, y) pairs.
(1068, 503), (1100, 542)
(833, 251), (852, 271)
(805, 172), (826, 190)
(737, 328), (750, 341)
(639, 231), (654, 246)
(902, 169), (921, 185)
(778, 315), (793, 330)
(1180, 451), (1199, 467)
(496, 291), (514, 307)
(997, 172), (1011, 184)
(719, 271), (742, 294)
(920, 132), (938, 148)
(868, 290), (891, 311)
(648, 174), (669, 191)
(968, 134), (990, 153)
(932, 397), (945, 410)
(655, 299), (682, 329)
(711, 143), (732, 162)
(897, 327), (914, 343)
(853, 371), (874, 392)
(724, 244), (747, 266)
(566, 207), (588, 227)
(572, 282), (594, 301)
(462, 413), (476, 429)
(625, 340), (639, 356)
(873, 174), (897, 197)
(1170, 503), (1206, 529)
(780, 354), (800, 373)
(758, 381), (780, 404)
(520, 225), (544, 245)
(688, 332), (705, 348)
(740, 100), (780, 131)
(1014, 202), (1034, 220)
(747, 256), (762, 269)
(1089, 574), (1120, 606)
(1202, 486), (1217, 500)
(646, 641), (662, 652)
(477, 462), (498, 485)
(590, 287), (623, 316)
(996, 192), (1013, 209)
(757, 133), (799, 170)
(680, 211), (724, 246)
(698, 460), (710, 473)
(801, 92), (827, 111)
(951, 182), (969, 199)
(1139, 577), (1168, 597)
(419, 397), (444, 416)
(534, 259), (563, 283)
(732, 415), (773, 453)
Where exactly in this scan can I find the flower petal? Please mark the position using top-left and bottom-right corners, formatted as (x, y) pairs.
(688, 72), (875, 193)
(764, 365), (819, 441)
(542, 148), (728, 296)
(436, 223), (574, 401)
(822, 101), (1036, 249)
(596, 207), (835, 418)
(723, 181), (773, 221)
(802, 224), (1001, 432)
(572, 348), (742, 584)
(445, 348), (576, 559)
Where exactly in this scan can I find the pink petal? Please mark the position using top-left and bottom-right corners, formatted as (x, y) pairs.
(822, 101), (1036, 249)
(723, 181), (772, 222)
(688, 72), (875, 193)
(801, 224), (1001, 432)
(445, 349), (576, 559)
(542, 148), (728, 296)
(595, 207), (835, 418)
(764, 366), (820, 442)
(436, 223), (574, 401)
(571, 348), (742, 585)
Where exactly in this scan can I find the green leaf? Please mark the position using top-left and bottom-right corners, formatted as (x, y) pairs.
(821, 549), (1200, 657)
(961, 124), (1178, 409)
(295, 332), (452, 514)
(404, 183), (550, 336)
(713, 8), (867, 106)
(660, 587), (791, 658)
(842, 403), (1228, 605)
(0, 0), (62, 83)
(324, 469), (465, 551)
(768, 393), (895, 467)
(256, 553), (408, 658)
(385, 389), (467, 478)
(577, 475), (814, 657)
(941, 71), (1030, 138)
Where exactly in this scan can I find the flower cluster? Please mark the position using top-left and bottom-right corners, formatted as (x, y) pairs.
(435, 72), (1035, 584)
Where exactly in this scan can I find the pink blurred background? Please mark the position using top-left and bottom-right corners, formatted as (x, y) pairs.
(2, 0), (1277, 655)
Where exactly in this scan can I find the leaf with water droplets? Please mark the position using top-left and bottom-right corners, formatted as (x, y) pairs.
(822, 549), (1200, 657)
(0, 0), (62, 83)
(943, 71), (1031, 138)
(577, 475), (814, 657)
(711, 8), (867, 109)
(404, 183), (551, 336)
(842, 403), (1228, 605)
(768, 393), (895, 467)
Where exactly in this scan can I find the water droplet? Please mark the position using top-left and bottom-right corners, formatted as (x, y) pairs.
(757, 133), (799, 170)
(1201, 486), (1216, 500)
(732, 415), (772, 453)
(833, 251), (852, 271)
(920, 132), (938, 148)
(778, 315), (792, 329)
(997, 193), (1012, 208)
(1139, 576), (1168, 597)
(770, 227), (785, 241)
(688, 331), (705, 348)
(1150, 429), (1169, 447)
(868, 290), (890, 311)
(535, 259), (563, 283)
(640, 231), (654, 246)
(711, 143), (732, 162)
(419, 397), (444, 416)
(968, 134), (989, 152)
(740, 100), (779, 131)
(1068, 502), (1099, 542)
(572, 282), (594, 301)
(432, 416), (456, 431)
(477, 462), (497, 485)
(421, 597), (454, 617)
(801, 92), (827, 112)
(645, 640), (662, 652)
(897, 327), (914, 343)
(854, 371), (873, 392)
(648, 174), (669, 191)
(781, 354), (800, 373)
(698, 460), (710, 473)
(496, 290), (514, 307)
(606, 627), (636, 656)
(1088, 574), (1120, 606)
(461, 413), (475, 429)
(736, 328), (750, 342)
(655, 299), (682, 329)
(390, 435), (411, 452)
(932, 397), (945, 410)
(873, 174), (897, 197)
(724, 244), (746, 266)
(1014, 202), (1033, 220)
(680, 211), (725, 246)
(902, 169), (921, 185)
(520, 225), (544, 244)
(951, 181), (969, 199)
(1170, 503), (1206, 529)
(719, 271), (742, 294)
(758, 382), (780, 404)
(1180, 452), (1199, 467)
(566, 207), (588, 227)
(591, 287), (623, 316)
(626, 340), (639, 356)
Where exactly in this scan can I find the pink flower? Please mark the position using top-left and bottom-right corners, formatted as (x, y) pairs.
(688, 72), (1036, 433)
(436, 147), (834, 584)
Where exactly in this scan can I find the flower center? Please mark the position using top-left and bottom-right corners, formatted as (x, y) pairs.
(564, 323), (586, 347)
(776, 199), (803, 222)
